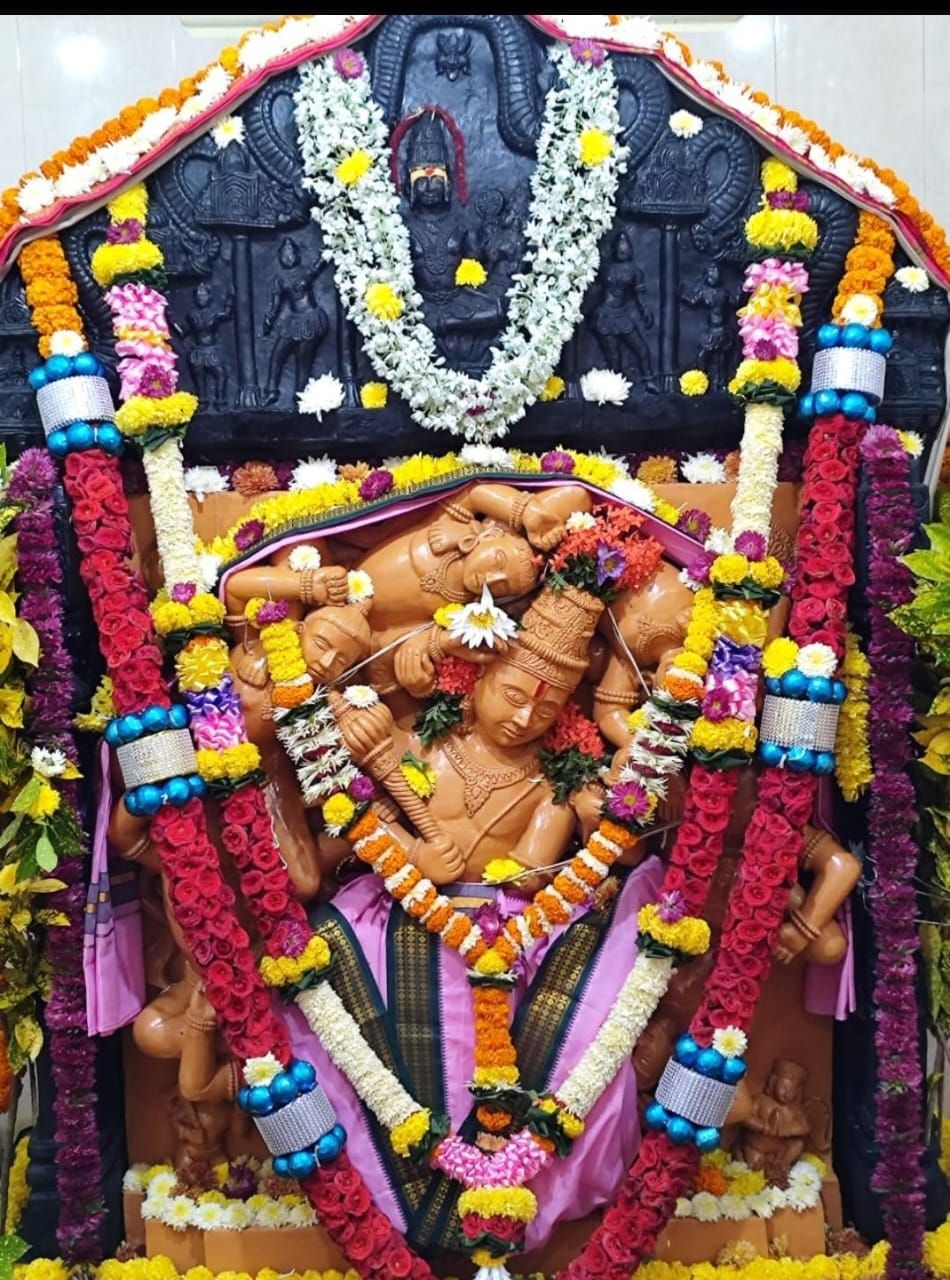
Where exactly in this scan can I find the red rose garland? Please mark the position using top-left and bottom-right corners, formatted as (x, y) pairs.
(561, 412), (865, 1280)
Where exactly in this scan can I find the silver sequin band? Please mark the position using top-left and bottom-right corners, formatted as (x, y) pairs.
(810, 348), (886, 403)
(116, 728), (198, 789)
(254, 1085), (337, 1156)
(655, 1059), (735, 1129)
(36, 376), (116, 437)
(760, 695), (840, 752)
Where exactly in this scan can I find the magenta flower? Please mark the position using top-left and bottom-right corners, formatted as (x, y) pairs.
(333, 47), (365, 78)
(596, 542), (627, 587)
(742, 257), (810, 295)
(607, 779), (651, 822)
(138, 362), (176, 399)
(235, 519), (264, 551)
(657, 891), (686, 923)
(258, 600), (289, 626)
(751, 339), (777, 361)
(792, 190), (810, 211)
(735, 530), (768, 561)
(106, 218), (143, 245)
(540, 449), (575, 474)
(766, 189), (795, 210)
(676, 507), (712, 543)
(474, 901), (504, 944)
(687, 550), (715, 585)
(359, 468), (394, 501)
(570, 38), (606, 66)
(701, 685), (734, 722)
(170, 582), (197, 604)
(349, 774), (377, 802)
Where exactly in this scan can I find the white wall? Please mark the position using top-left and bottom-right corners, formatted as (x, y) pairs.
(1, 15), (946, 233)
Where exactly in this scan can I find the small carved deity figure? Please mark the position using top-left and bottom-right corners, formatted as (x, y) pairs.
(178, 281), (233, 409)
(683, 263), (739, 389)
(738, 1059), (830, 1187)
(591, 229), (654, 381)
(261, 238), (329, 404)
(435, 31), (472, 81)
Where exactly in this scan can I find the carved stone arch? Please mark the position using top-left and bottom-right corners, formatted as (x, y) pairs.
(60, 212), (116, 365)
(244, 70), (312, 192)
(798, 184), (859, 345)
(689, 117), (759, 257)
(369, 14), (543, 155)
(611, 55), (671, 169)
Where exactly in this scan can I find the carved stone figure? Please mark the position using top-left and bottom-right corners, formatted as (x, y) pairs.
(261, 238), (330, 404)
(683, 264), (739, 390)
(590, 229), (654, 380)
(177, 282), (233, 409)
(435, 31), (472, 81)
(738, 1059), (830, 1186)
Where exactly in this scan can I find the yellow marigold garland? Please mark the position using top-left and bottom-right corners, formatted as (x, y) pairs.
(835, 629), (873, 802)
(260, 934), (331, 988)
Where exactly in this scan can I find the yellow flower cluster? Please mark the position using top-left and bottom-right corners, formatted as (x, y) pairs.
(28, 780), (60, 820)
(482, 857), (525, 885)
(195, 742), (260, 782)
(260, 618), (307, 685)
(433, 603), (462, 629)
(539, 375), (565, 402)
(763, 636), (799, 678)
(472, 1064), (519, 1087)
(710, 554), (784, 591)
(679, 588), (718, 666)
(260, 934), (331, 988)
(458, 1185), (538, 1223)
(729, 356), (802, 400)
(741, 282), (802, 327)
(175, 636), (230, 692)
(638, 904), (711, 956)
(455, 258), (487, 287)
(114, 390), (198, 437)
(578, 128), (613, 167)
(359, 382), (388, 409)
(835, 630), (872, 803)
(400, 756), (436, 799)
(717, 599), (768, 648)
(692, 716), (758, 755)
(15, 1262), (370, 1280)
(90, 238), (164, 288)
(4, 1133), (29, 1233)
(654, 499), (681, 525)
(745, 209), (819, 255)
(632, 1242), (890, 1280)
(725, 1167), (767, 1197)
(390, 1108), (432, 1157)
(322, 793), (357, 831)
(679, 369), (709, 396)
(761, 157), (797, 193)
(473, 949), (509, 977)
(335, 149), (372, 186)
(927, 1220), (950, 1278)
(75, 674), (115, 732)
(365, 282), (404, 321)
(152, 592), (225, 636)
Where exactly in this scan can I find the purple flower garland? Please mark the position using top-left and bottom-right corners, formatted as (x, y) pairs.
(863, 425), (927, 1280)
(9, 448), (105, 1262)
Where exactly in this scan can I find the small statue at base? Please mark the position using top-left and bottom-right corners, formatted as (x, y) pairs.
(738, 1059), (830, 1187)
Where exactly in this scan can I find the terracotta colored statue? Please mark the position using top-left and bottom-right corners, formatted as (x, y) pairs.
(738, 1059), (830, 1186)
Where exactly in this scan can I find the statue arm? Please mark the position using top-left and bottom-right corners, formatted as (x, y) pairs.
(508, 789), (576, 872)
(594, 650), (637, 747)
(225, 564), (348, 616)
(262, 281), (283, 334)
(773, 825), (862, 965)
(179, 987), (236, 1104)
(463, 482), (593, 551)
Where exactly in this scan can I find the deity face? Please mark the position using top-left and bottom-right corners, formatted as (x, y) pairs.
(278, 239), (300, 269)
(769, 1066), (804, 1106)
(705, 265), (721, 287)
(472, 660), (571, 750)
(411, 171), (449, 209)
(615, 232), (633, 261)
(195, 282), (211, 307)
(461, 531), (538, 599)
(300, 614), (367, 684)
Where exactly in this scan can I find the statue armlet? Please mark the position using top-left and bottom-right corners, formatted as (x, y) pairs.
(595, 686), (635, 708)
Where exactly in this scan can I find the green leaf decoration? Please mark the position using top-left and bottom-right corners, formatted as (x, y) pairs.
(34, 831), (57, 873)
(0, 1234), (28, 1280)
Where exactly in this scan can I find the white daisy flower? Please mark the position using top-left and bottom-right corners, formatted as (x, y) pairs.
(55, 160), (101, 199)
(711, 1026), (748, 1059)
(674, 1196), (693, 1218)
(184, 466), (228, 502)
(681, 452), (726, 485)
(198, 552), (223, 592)
(566, 511), (597, 532)
(580, 368), (631, 406)
(288, 1203), (316, 1227)
(343, 685), (379, 709)
(147, 1171), (177, 1199)
(898, 430), (924, 458)
(141, 1194), (171, 1222)
(291, 455), (338, 490)
(30, 746), (68, 778)
(49, 330), (86, 358)
(895, 265), (929, 293)
(255, 1200), (289, 1228)
(839, 293), (880, 327)
(165, 1196), (195, 1229)
(122, 1166), (146, 1193)
(448, 584), (518, 650)
(297, 373), (344, 420)
(18, 176), (57, 215)
(796, 643), (837, 679)
(691, 1191), (721, 1222)
(99, 139), (140, 178)
(787, 1160), (823, 1194)
(705, 527), (733, 555)
(222, 1201), (251, 1229)
(669, 109), (703, 139)
(212, 115), (245, 150)
(193, 1201), (228, 1230)
(288, 545), (322, 572)
(243, 1053), (282, 1087)
(750, 1190), (777, 1219)
(785, 1182), (819, 1212)
(610, 476), (656, 513)
(460, 444), (514, 470)
(719, 1194), (748, 1222)
(346, 570), (374, 604)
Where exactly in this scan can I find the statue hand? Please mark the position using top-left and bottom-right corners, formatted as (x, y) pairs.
(428, 517), (467, 556)
(438, 630), (507, 664)
(329, 694), (395, 765)
(520, 487), (592, 551)
(394, 632), (437, 699)
(186, 984), (216, 1028)
(311, 566), (349, 607)
(411, 833), (466, 885)
(571, 781), (607, 844)
(773, 919), (810, 966)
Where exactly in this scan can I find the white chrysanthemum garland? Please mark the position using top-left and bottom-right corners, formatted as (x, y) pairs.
(134, 1156), (317, 1231)
(672, 1154), (825, 1223)
(294, 43), (625, 442)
